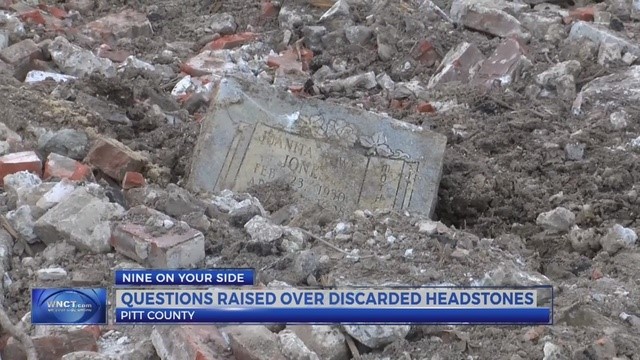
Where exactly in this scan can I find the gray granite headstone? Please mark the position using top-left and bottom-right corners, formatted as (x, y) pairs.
(186, 76), (447, 217)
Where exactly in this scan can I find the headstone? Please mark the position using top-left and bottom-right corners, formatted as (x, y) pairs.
(187, 76), (447, 217)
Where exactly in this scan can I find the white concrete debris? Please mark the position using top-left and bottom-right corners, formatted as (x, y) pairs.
(600, 224), (637, 255)
(288, 325), (350, 360)
(343, 324), (411, 349)
(278, 330), (320, 360)
(25, 70), (77, 84)
(37, 267), (68, 281)
(49, 36), (116, 78)
(6, 205), (37, 243)
(35, 187), (125, 253)
(244, 215), (284, 243)
(536, 207), (576, 233)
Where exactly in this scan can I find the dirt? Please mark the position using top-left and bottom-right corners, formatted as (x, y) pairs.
(1, 0), (640, 358)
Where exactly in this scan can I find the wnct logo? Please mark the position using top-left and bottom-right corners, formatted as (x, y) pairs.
(46, 300), (94, 312)
(32, 288), (107, 324)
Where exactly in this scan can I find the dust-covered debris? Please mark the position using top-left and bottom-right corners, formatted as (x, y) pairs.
(0, 0), (638, 358)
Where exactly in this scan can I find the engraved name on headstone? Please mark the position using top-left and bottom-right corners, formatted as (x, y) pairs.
(187, 76), (447, 217)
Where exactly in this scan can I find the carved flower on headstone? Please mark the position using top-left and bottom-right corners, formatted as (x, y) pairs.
(299, 115), (326, 139)
(359, 131), (393, 156)
(326, 120), (358, 147)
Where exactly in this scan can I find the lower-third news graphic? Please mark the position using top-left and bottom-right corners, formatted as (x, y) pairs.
(31, 288), (107, 325)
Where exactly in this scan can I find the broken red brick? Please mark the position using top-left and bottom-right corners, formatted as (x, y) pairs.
(389, 99), (409, 110)
(591, 268), (603, 280)
(267, 48), (313, 73)
(0, 151), (42, 186)
(122, 171), (146, 189)
(43, 153), (92, 181)
(471, 38), (530, 89)
(152, 325), (234, 360)
(84, 137), (146, 182)
(412, 39), (439, 66)
(1, 329), (97, 360)
(0, 39), (43, 65)
(19, 9), (46, 25)
(96, 44), (130, 63)
(83, 325), (102, 340)
(181, 51), (234, 76)
(563, 6), (595, 24)
(10, 3), (63, 30)
(83, 10), (153, 43)
(523, 326), (544, 342)
(110, 222), (204, 268)
(428, 42), (485, 88)
(38, 4), (67, 19)
(203, 32), (258, 50)
(416, 101), (436, 113)
(261, 1), (279, 19)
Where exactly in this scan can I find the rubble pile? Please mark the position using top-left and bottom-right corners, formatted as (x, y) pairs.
(0, 0), (637, 359)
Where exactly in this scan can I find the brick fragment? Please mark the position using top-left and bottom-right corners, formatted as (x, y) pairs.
(122, 171), (145, 189)
(96, 44), (130, 63)
(203, 32), (257, 50)
(39, 4), (67, 19)
(181, 50), (235, 77)
(110, 223), (205, 268)
(261, 1), (279, 19)
(471, 38), (531, 89)
(84, 137), (146, 181)
(0, 151), (42, 187)
(151, 325), (234, 360)
(43, 153), (92, 181)
(428, 42), (484, 88)
(83, 10), (153, 43)
(389, 99), (409, 110)
(457, 4), (529, 40)
(416, 102), (436, 114)
(412, 39), (439, 66)
(1, 328), (97, 360)
(0, 39), (42, 65)
(267, 48), (313, 73)
(563, 6), (596, 24)
(10, 3), (63, 29)
(591, 268), (603, 280)
(223, 326), (286, 360)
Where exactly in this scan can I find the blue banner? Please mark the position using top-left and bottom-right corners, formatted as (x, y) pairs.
(32, 288), (107, 325)
(114, 269), (255, 286)
(114, 307), (552, 325)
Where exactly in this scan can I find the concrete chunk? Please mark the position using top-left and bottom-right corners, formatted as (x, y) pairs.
(187, 76), (446, 217)
(49, 36), (116, 78)
(151, 325), (233, 360)
(574, 65), (640, 114)
(34, 187), (125, 252)
(224, 326), (286, 360)
(343, 324), (411, 349)
(569, 21), (640, 57)
(287, 325), (349, 360)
